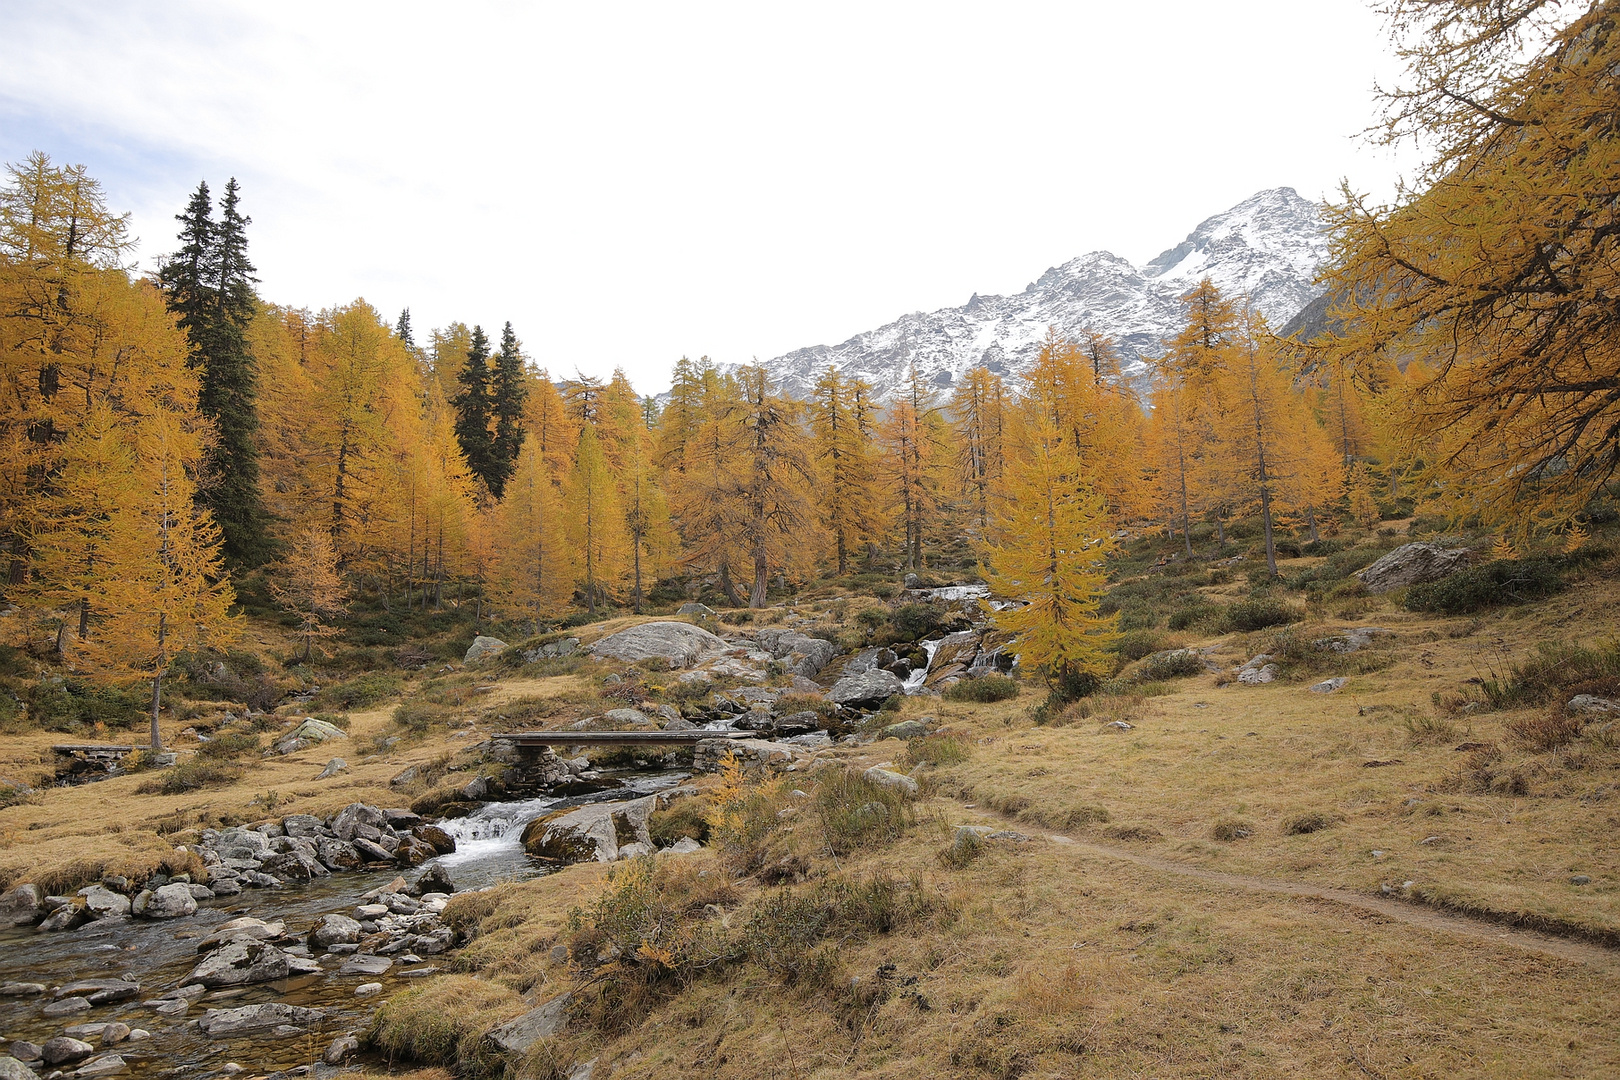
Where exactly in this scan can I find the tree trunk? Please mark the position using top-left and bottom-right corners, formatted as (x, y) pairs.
(149, 673), (164, 752)
(78, 596), (89, 639)
(718, 561), (744, 607)
(1306, 507), (1319, 543)
(749, 550), (769, 608)
(836, 533), (847, 577)
(632, 533), (643, 614)
(1215, 514), (1226, 546)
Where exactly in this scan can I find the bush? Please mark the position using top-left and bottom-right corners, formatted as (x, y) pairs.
(25, 680), (148, 733)
(903, 733), (969, 768)
(1282, 811), (1339, 835)
(1404, 556), (1565, 614)
(1506, 709), (1584, 752)
(1404, 712), (1458, 746)
(1168, 604), (1225, 631)
(1134, 649), (1206, 681)
(194, 732), (261, 760)
(1224, 597), (1300, 632)
(1211, 817), (1253, 841)
(942, 675), (1020, 703)
(393, 699), (453, 733)
(649, 799), (711, 845)
(1479, 640), (1620, 709)
(814, 767), (914, 854)
(134, 758), (243, 795)
(314, 672), (403, 710)
(1111, 629), (1171, 662)
(889, 602), (948, 643)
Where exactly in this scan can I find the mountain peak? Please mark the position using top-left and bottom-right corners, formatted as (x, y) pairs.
(756, 188), (1330, 401)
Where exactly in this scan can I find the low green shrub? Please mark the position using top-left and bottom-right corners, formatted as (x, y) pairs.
(1111, 629), (1172, 662)
(1281, 811), (1339, 835)
(134, 758), (244, 795)
(1134, 649), (1205, 681)
(314, 672), (403, 710)
(814, 767), (914, 854)
(1168, 604), (1225, 631)
(393, 699), (454, 732)
(648, 799), (711, 845)
(194, 732), (261, 760)
(25, 679), (148, 733)
(942, 675), (1020, 703)
(1224, 597), (1300, 632)
(1404, 557), (1565, 614)
(903, 733), (969, 768)
(1478, 639), (1620, 709)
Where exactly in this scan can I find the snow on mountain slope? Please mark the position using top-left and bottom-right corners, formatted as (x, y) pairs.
(758, 187), (1328, 400)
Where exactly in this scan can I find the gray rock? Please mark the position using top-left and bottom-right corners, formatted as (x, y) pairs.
(465, 635), (509, 663)
(42, 997), (91, 1017)
(863, 767), (919, 796)
(330, 803), (385, 841)
(677, 602), (716, 618)
(389, 765), (420, 787)
(196, 1003), (326, 1037)
(40, 1038), (94, 1066)
(213, 828), (270, 861)
(754, 627), (838, 677)
(186, 883), (213, 899)
(568, 1059), (597, 1080)
(1309, 677), (1347, 694)
(338, 954), (392, 977)
(603, 707), (655, 728)
(522, 794), (657, 864)
(315, 758), (347, 780)
(666, 837), (704, 854)
(309, 913), (362, 949)
(351, 838), (394, 863)
(183, 941), (293, 988)
(289, 718), (347, 744)
(261, 849), (330, 882)
(78, 886), (129, 921)
(324, 1035), (360, 1065)
(37, 906), (85, 932)
(354, 983), (383, 996)
(0, 1056), (40, 1080)
(1313, 627), (1393, 654)
(1571, 874), (1592, 885)
(317, 838), (363, 871)
(140, 883), (197, 919)
(71, 1054), (126, 1076)
(1569, 695), (1620, 714)
(97, 1025), (129, 1047)
(281, 814), (325, 837)
(195, 916), (284, 950)
(829, 668), (906, 707)
(460, 774), (490, 800)
(487, 993), (573, 1054)
(1356, 543), (1471, 594)
(586, 622), (726, 667)
(880, 719), (930, 740)
(0, 983), (45, 996)
(0, 884), (43, 927)
(57, 980), (139, 1005)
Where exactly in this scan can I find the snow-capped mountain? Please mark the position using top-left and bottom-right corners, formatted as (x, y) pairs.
(759, 187), (1328, 400)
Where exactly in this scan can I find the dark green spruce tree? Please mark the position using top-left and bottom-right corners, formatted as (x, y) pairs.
(452, 325), (501, 494)
(158, 178), (271, 567)
(490, 321), (529, 498)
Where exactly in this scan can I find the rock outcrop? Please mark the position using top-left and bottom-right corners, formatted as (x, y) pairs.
(1355, 543), (1471, 594)
(587, 622), (726, 666)
(521, 796), (657, 863)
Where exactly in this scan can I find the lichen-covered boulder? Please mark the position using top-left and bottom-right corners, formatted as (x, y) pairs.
(183, 941), (293, 988)
(586, 622), (726, 667)
(521, 795), (657, 863)
(0, 883), (43, 927)
(465, 636), (509, 663)
(1355, 542), (1471, 594)
(829, 668), (906, 708)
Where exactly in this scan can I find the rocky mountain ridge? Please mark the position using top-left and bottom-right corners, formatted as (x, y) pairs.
(756, 187), (1329, 400)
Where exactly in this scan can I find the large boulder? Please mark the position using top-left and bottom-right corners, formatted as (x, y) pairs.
(465, 636), (509, 663)
(521, 796), (656, 863)
(213, 827), (270, 862)
(487, 993), (572, 1055)
(829, 668), (906, 708)
(183, 941), (293, 988)
(138, 883), (198, 919)
(197, 1003), (326, 1037)
(78, 886), (129, 920)
(330, 803), (385, 841)
(587, 622), (726, 667)
(0, 883), (43, 927)
(0, 1055), (41, 1080)
(754, 627), (838, 678)
(308, 913), (362, 949)
(1355, 542), (1471, 594)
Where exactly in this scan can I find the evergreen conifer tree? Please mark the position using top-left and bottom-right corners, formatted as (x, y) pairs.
(489, 321), (529, 497)
(452, 325), (500, 493)
(157, 178), (270, 567)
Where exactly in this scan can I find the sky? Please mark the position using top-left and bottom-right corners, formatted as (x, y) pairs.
(1, 1), (1418, 392)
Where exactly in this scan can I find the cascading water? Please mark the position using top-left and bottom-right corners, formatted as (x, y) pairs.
(902, 639), (941, 694)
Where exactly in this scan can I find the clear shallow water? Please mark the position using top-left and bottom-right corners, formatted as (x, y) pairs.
(0, 771), (689, 1075)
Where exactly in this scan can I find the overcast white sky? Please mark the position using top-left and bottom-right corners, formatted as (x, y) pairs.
(1, 1), (1416, 391)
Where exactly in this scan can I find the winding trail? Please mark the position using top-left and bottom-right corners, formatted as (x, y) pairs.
(1038, 831), (1620, 972)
